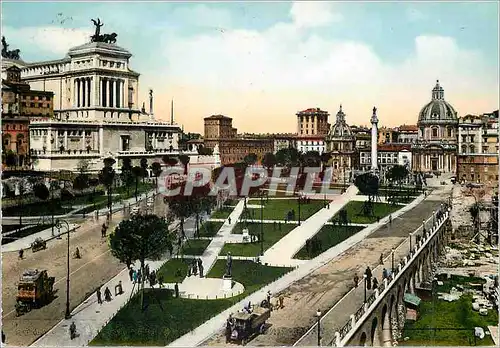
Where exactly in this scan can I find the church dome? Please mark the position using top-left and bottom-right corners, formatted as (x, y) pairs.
(418, 80), (458, 123)
(328, 105), (353, 138)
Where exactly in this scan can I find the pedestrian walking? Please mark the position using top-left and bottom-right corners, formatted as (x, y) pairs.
(137, 269), (142, 284)
(69, 322), (77, 340)
(228, 217), (231, 224)
(18, 249), (24, 260)
(273, 221), (276, 230)
(278, 221), (281, 230)
(372, 277), (379, 289)
(278, 294), (284, 309)
(266, 290), (271, 305)
(380, 253), (384, 265)
(389, 214), (392, 225)
(353, 273), (359, 288)
(101, 223), (107, 238)
(199, 262), (204, 278)
(104, 287), (112, 301)
(145, 264), (150, 279)
(115, 281), (123, 296)
(365, 266), (372, 290)
(150, 270), (157, 287)
(2, 330), (5, 344)
(132, 269), (138, 283)
(129, 268), (134, 282)
(382, 268), (388, 280)
(174, 282), (179, 298)
(158, 274), (164, 288)
(96, 287), (102, 305)
(377, 216), (380, 223)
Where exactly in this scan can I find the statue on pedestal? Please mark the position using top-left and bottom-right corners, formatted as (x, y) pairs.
(225, 252), (232, 277)
(90, 18), (118, 44)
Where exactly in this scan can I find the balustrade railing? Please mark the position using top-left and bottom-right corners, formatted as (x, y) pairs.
(335, 208), (450, 346)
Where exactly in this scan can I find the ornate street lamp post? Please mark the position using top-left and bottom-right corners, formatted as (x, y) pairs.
(316, 309), (322, 346)
(56, 219), (71, 319)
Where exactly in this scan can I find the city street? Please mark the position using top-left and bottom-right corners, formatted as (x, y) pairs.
(1, 193), (166, 346)
(204, 186), (450, 346)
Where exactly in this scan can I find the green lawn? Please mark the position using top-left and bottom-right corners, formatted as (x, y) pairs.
(207, 259), (291, 294)
(90, 289), (236, 346)
(180, 239), (211, 256)
(402, 294), (497, 346)
(156, 258), (191, 283)
(2, 224), (54, 245)
(332, 201), (402, 224)
(294, 225), (364, 259)
(211, 206), (234, 219)
(91, 260), (291, 346)
(220, 222), (298, 256)
(198, 221), (224, 237)
(246, 199), (325, 221)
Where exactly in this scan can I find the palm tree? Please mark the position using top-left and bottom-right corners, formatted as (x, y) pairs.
(99, 157), (116, 217)
(132, 166), (143, 202)
(151, 162), (162, 193)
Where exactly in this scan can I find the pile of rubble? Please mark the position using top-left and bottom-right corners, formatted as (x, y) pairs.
(440, 242), (498, 269)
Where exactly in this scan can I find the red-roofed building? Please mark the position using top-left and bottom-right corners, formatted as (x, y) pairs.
(358, 143), (412, 174)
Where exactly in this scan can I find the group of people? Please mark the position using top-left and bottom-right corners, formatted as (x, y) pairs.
(353, 266), (379, 290)
(96, 285), (114, 304)
(128, 264), (163, 287)
(188, 258), (204, 278)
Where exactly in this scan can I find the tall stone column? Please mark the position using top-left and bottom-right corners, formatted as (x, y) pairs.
(106, 79), (110, 107)
(93, 75), (99, 107)
(80, 78), (84, 108)
(64, 130), (68, 149)
(120, 80), (124, 108)
(99, 126), (104, 154)
(82, 130), (86, 150)
(370, 107), (379, 172)
(87, 78), (91, 107)
(74, 79), (78, 108)
(54, 130), (58, 152)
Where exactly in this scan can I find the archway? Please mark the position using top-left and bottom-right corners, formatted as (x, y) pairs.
(381, 303), (392, 346)
(371, 317), (380, 346)
(359, 332), (368, 347)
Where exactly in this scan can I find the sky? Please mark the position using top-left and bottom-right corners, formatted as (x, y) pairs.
(2, 1), (499, 134)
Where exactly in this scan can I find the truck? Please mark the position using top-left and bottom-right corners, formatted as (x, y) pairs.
(15, 269), (55, 316)
(228, 306), (271, 345)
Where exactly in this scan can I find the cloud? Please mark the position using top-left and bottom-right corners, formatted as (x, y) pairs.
(2, 26), (92, 55)
(289, 1), (343, 28)
(406, 8), (427, 22)
(170, 4), (233, 29)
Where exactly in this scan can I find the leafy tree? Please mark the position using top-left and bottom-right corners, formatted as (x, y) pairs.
(140, 157), (148, 183)
(354, 173), (380, 217)
(178, 154), (190, 175)
(301, 151), (321, 168)
(197, 146), (213, 155)
(33, 182), (50, 201)
(275, 148), (300, 167)
(162, 155), (178, 167)
(243, 153), (258, 166)
(99, 157), (116, 217)
(5, 150), (16, 167)
(121, 158), (133, 196)
(262, 152), (277, 171)
(132, 166), (143, 202)
(151, 162), (162, 193)
(109, 214), (173, 310)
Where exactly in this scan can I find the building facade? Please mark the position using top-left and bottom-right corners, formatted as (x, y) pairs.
(296, 108), (329, 154)
(272, 133), (296, 154)
(17, 26), (191, 172)
(2, 65), (54, 167)
(203, 115), (274, 165)
(395, 125), (418, 144)
(412, 80), (458, 174)
(457, 112), (499, 186)
(359, 144), (412, 173)
(326, 105), (356, 171)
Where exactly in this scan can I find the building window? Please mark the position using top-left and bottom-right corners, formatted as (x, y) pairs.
(121, 135), (130, 151)
(447, 128), (452, 137)
(432, 127), (438, 137)
(470, 145), (475, 153)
